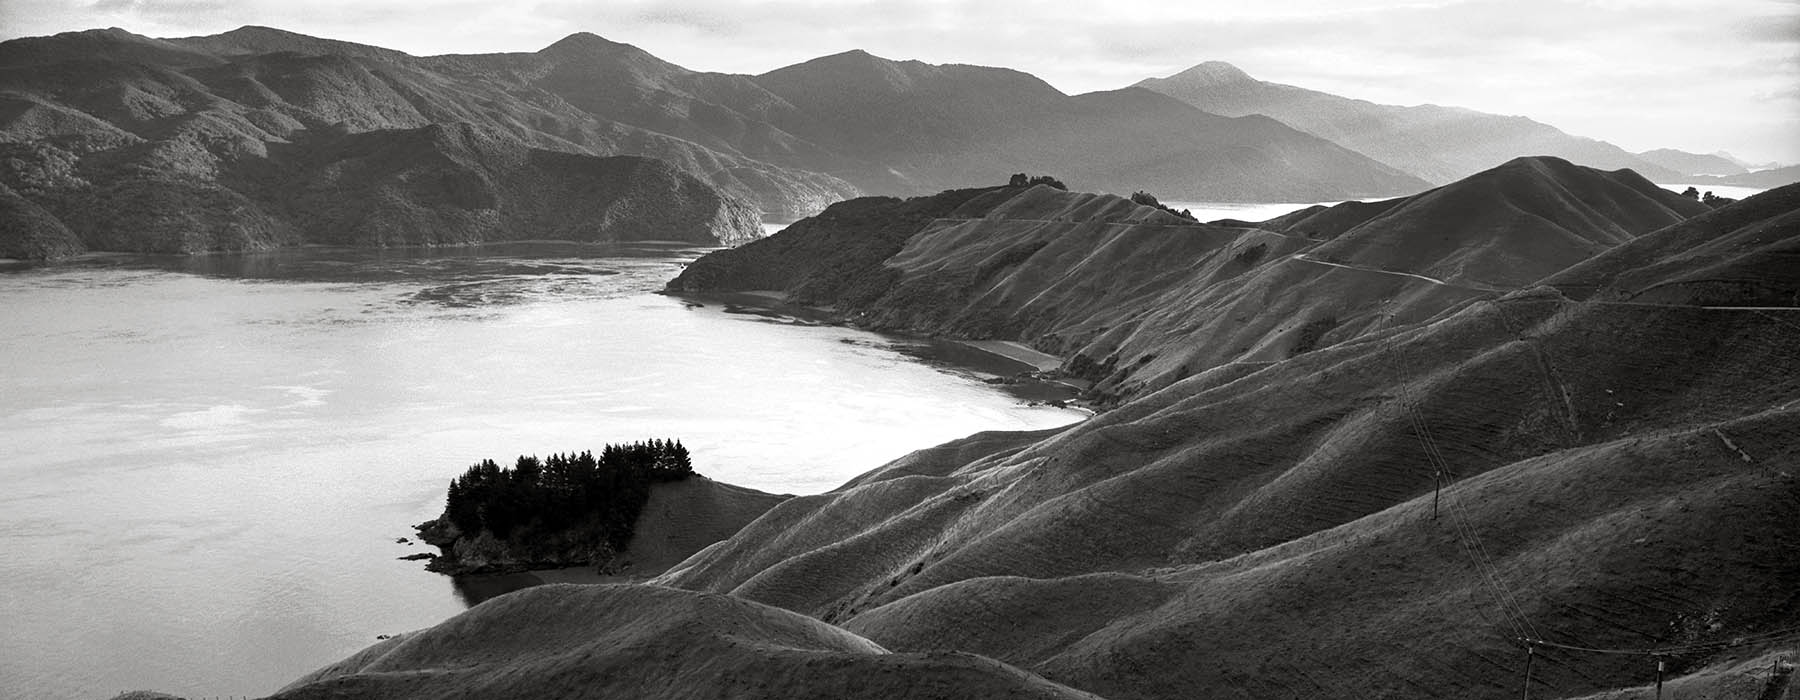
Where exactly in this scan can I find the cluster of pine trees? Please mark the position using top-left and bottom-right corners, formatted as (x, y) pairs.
(443, 440), (693, 550)
(1008, 173), (1068, 190)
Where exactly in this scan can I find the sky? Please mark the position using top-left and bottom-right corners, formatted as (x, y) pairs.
(3, 0), (1796, 164)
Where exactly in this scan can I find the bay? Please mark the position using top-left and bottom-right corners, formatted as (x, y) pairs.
(0, 244), (1082, 699)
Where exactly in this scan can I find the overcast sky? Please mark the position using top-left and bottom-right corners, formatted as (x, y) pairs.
(3, 0), (1796, 165)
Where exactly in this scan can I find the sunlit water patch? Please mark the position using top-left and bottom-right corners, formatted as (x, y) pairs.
(1163, 199), (1363, 224)
(0, 243), (1082, 699)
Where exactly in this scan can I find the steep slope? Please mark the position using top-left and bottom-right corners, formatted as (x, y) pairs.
(1136, 61), (1684, 184)
(432, 32), (860, 216)
(754, 52), (1428, 201)
(0, 26), (849, 232)
(1305, 156), (1707, 288)
(0, 117), (760, 255)
(0, 181), (83, 258)
(1543, 181), (1800, 305)
(672, 158), (1707, 402)
(656, 190), (1800, 698)
(619, 476), (796, 577)
(268, 584), (1103, 700)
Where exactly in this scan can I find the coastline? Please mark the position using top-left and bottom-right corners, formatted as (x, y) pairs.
(667, 289), (1090, 407)
(955, 340), (1063, 372)
(450, 566), (645, 607)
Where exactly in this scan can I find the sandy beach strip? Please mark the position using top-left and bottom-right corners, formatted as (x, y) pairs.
(957, 340), (1063, 372)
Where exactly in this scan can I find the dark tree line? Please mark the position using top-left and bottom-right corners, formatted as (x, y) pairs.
(1681, 186), (1738, 209)
(1129, 190), (1198, 222)
(1008, 173), (1068, 190)
(443, 439), (693, 549)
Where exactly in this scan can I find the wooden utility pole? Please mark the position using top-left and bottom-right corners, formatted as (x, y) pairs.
(1432, 470), (1442, 519)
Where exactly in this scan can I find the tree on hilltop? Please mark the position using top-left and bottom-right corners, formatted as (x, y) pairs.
(1009, 173), (1067, 190)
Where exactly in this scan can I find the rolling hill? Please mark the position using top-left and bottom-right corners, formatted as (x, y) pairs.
(244, 185), (1800, 699)
(1135, 61), (1686, 185)
(671, 157), (1709, 402)
(267, 583), (1105, 700)
(1635, 148), (1750, 178)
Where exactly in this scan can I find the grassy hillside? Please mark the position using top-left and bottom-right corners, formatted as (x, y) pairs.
(267, 584), (1105, 700)
(0, 31), (775, 257)
(658, 190), (1800, 695)
(233, 160), (1800, 700)
(671, 158), (1711, 403)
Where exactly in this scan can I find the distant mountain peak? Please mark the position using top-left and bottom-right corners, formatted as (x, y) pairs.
(541, 31), (629, 55)
(216, 25), (304, 38)
(814, 48), (898, 66)
(1165, 61), (1253, 86)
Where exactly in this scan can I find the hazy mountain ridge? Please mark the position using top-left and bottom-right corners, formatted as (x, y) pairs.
(1675, 164), (1800, 191)
(0, 24), (1433, 254)
(747, 50), (1428, 201)
(671, 157), (1708, 403)
(1635, 148), (1749, 177)
(1135, 61), (1691, 184)
(0, 113), (763, 257)
(0, 25), (852, 243)
(260, 185), (1800, 699)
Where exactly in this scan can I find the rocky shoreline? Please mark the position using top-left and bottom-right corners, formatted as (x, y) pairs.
(411, 516), (622, 577)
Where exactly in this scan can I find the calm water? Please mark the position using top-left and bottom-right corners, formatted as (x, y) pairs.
(1165, 199), (1348, 224)
(0, 244), (1082, 699)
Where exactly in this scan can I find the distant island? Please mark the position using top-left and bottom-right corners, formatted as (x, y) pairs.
(415, 440), (697, 575)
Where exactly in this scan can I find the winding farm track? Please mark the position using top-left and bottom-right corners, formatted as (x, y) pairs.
(1289, 253), (1800, 314)
(1287, 253), (1511, 292)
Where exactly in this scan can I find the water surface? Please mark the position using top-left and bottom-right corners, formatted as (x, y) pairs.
(0, 244), (1082, 699)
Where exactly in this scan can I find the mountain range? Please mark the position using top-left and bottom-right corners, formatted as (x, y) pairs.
(254, 161), (1800, 699)
(0, 26), (1441, 262)
(8, 25), (1789, 263)
(1134, 61), (1789, 187)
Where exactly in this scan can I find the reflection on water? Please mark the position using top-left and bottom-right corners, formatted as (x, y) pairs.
(1163, 199), (1362, 225)
(0, 243), (1083, 699)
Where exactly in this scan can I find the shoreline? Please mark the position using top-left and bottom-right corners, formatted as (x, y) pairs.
(450, 566), (647, 607)
(667, 289), (1090, 407)
(955, 340), (1063, 373)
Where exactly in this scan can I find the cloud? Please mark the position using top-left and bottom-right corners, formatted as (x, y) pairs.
(1734, 12), (1800, 42)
